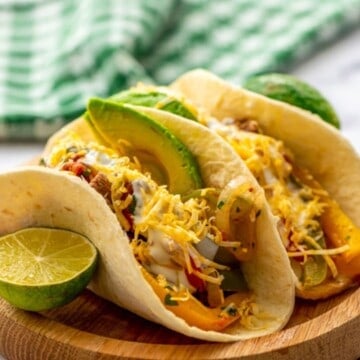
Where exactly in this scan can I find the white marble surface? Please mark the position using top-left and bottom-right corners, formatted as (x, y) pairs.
(0, 28), (360, 360)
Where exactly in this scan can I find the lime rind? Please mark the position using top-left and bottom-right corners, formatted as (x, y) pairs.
(0, 227), (98, 311)
(0, 263), (96, 312)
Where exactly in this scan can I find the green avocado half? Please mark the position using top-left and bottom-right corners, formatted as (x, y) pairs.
(111, 90), (198, 121)
(243, 73), (340, 129)
(87, 98), (203, 195)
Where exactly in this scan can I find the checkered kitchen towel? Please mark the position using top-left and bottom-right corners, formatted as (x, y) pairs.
(1, 0), (360, 139)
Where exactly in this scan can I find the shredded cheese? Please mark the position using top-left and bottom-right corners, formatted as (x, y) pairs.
(287, 244), (350, 257)
(45, 136), (255, 311)
(44, 134), (141, 180)
(208, 118), (345, 285)
(110, 167), (228, 287)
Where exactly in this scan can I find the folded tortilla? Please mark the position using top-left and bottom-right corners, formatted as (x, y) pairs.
(0, 108), (295, 342)
(171, 69), (360, 299)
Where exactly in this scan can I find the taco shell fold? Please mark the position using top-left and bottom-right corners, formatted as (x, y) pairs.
(171, 69), (360, 227)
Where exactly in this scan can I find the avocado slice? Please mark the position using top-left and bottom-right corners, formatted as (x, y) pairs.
(87, 98), (203, 195)
(111, 90), (198, 121)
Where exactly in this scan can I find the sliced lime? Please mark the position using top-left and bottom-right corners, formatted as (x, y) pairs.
(0, 227), (97, 311)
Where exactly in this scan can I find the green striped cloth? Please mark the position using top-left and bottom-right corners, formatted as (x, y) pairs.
(1, 0), (359, 140)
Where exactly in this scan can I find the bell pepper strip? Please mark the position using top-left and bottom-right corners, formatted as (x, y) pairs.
(185, 258), (206, 293)
(61, 159), (94, 181)
(320, 199), (360, 278)
(292, 165), (360, 279)
(141, 268), (251, 332)
(206, 282), (225, 308)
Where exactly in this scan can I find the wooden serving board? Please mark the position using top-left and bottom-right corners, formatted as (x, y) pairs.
(0, 286), (359, 360)
(1, 159), (359, 359)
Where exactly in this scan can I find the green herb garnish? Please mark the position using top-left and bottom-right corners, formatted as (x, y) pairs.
(164, 294), (178, 306)
(217, 200), (225, 209)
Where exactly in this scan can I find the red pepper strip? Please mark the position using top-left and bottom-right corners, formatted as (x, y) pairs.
(61, 160), (93, 181)
(185, 257), (206, 293)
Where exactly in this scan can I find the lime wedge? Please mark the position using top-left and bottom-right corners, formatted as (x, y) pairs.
(0, 227), (97, 311)
(243, 73), (341, 129)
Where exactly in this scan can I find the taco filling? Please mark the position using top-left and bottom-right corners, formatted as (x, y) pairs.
(41, 136), (264, 331)
(168, 69), (359, 299)
(204, 117), (359, 298)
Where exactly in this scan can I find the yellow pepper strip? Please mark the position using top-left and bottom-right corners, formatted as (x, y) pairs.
(141, 268), (250, 332)
(292, 166), (360, 279)
(320, 199), (360, 278)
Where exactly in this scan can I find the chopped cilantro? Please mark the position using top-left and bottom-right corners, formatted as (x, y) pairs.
(128, 195), (137, 214)
(164, 294), (178, 306)
(217, 200), (225, 209)
(220, 303), (239, 317)
(226, 306), (238, 317)
(38, 158), (46, 166)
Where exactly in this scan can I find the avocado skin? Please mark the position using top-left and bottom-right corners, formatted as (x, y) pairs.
(111, 90), (198, 121)
(87, 98), (203, 195)
(243, 73), (340, 129)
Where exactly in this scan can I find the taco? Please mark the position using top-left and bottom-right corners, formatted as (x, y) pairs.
(24, 100), (297, 341)
(170, 69), (360, 300)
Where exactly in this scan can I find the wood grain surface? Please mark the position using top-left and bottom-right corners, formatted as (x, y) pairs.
(0, 286), (359, 360)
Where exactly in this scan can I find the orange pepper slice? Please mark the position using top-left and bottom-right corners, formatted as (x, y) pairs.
(141, 268), (250, 332)
(320, 199), (360, 278)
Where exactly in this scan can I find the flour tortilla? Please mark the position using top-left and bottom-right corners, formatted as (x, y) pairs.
(171, 69), (360, 227)
(0, 108), (294, 342)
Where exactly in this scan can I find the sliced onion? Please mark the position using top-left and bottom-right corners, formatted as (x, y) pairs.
(195, 236), (219, 261)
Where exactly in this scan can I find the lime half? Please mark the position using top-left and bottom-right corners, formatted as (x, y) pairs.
(0, 227), (97, 311)
(243, 73), (341, 129)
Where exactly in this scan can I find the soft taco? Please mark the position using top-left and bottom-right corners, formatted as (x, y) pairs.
(18, 100), (297, 342)
(169, 69), (360, 300)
